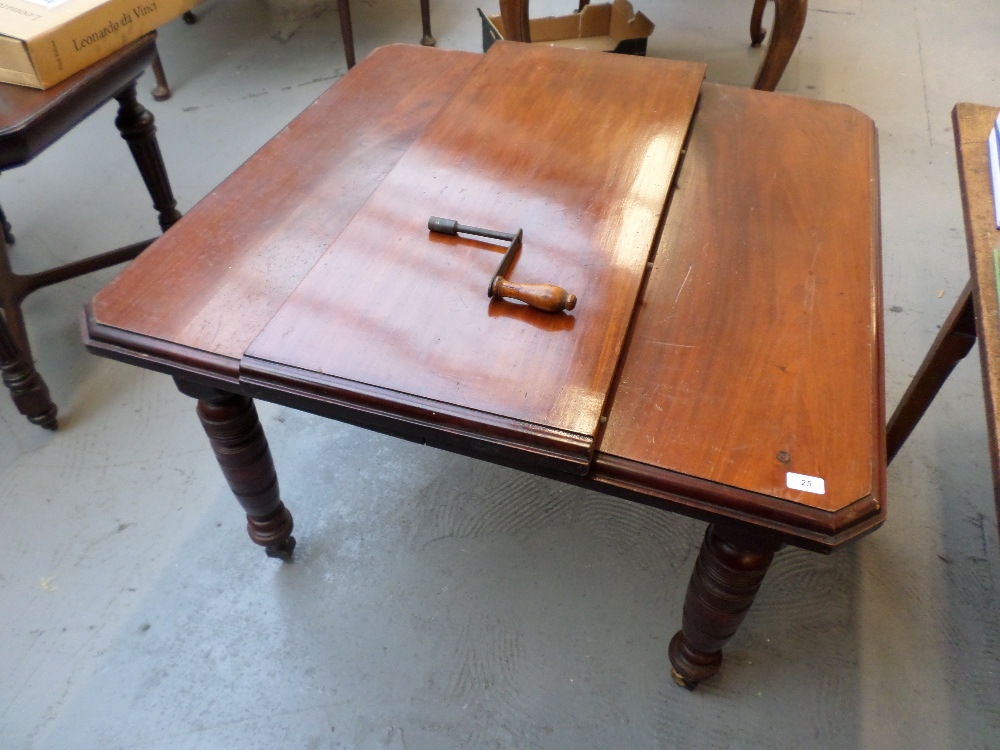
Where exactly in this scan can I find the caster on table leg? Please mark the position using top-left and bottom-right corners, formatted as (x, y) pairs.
(265, 536), (297, 561)
(668, 630), (721, 690)
(670, 668), (698, 691)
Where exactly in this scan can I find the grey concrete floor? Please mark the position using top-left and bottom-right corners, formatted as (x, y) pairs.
(2, 0), (999, 747)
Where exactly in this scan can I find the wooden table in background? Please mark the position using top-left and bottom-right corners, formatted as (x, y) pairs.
(887, 103), (1000, 536)
(84, 42), (883, 690)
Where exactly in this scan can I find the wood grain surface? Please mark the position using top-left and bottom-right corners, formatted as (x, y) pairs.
(953, 103), (1000, 529)
(247, 42), (704, 443)
(91, 45), (481, 361)
(599, 83), (883, 513)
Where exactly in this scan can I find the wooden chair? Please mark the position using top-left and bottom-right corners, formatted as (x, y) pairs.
(0, 34), (181, 429)
(498, 0), (807, 91)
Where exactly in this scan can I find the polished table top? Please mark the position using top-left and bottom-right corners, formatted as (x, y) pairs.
(85, 42), (884, 551)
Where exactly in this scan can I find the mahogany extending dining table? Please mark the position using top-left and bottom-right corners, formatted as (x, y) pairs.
(83, 41), (884, 689)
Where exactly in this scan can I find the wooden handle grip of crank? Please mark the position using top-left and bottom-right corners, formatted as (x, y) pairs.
(493, 278), (577, 313)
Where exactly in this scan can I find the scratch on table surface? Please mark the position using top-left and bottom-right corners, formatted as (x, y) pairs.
(674, 265), (693, 303)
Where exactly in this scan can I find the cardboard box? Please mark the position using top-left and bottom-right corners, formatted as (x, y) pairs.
(479, 0), (654, 56)
(0, 0), (198, 89)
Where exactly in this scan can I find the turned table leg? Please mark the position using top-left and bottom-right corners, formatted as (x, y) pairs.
(669, 523), (782, 689)
(0, 312), (57, 429)
(176, 379), (296, 560)
(113, 80), (182, 231)
(886, 281), (976, 463)
(751, 0), (807, 92)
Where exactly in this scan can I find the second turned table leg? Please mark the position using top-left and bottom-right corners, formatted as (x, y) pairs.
(669, 523), (782, 689)
(176, 379), (296, 560)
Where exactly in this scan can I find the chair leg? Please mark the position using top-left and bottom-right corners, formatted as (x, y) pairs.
(150, 52), (172, 102)
(750, 0), (768, 46)
(499, 0), (531, 43)
(668, 524), (782, 689)
(419, 0), (435, 47)
(751, 0), (807, 91)
(338, 0), (356, 69)
(0, 309), (57, 430)
(113, 81), (182, 232)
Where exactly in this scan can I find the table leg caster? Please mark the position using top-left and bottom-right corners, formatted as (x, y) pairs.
(668, 630), (722, 690)
(248, 504), (296, 561)
(670, 669), (698, 691)
(265, 536), (297, 561)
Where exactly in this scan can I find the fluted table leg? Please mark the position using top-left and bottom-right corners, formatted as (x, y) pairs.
(114, 80), (182, 231)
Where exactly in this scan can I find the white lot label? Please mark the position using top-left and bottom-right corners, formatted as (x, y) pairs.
(786, 472), (826, 495)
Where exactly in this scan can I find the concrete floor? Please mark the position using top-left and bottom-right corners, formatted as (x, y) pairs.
(1, 0), (999, 747)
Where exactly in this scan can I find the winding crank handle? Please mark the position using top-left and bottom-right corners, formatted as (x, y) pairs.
(491, 278), (577, 313)
(428, 216), (578, 314)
